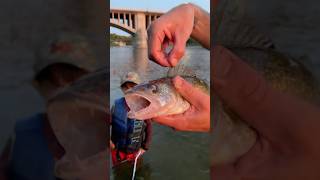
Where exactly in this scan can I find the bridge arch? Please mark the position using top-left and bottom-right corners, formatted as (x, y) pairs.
(110, 22), (135, 36)
(110, 9), (163, 47)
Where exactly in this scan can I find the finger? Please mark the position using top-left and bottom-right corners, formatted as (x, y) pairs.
(148, 39), (170, 66)
(212, 45), (267, 106)
(168, 33), (186, 66)
(172, 76), (209, 108)
(212, 45), (306, 141)
(147, 26), (171, 67)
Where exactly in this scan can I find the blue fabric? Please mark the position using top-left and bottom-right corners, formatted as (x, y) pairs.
(111, 98), (129, 150)
(10, 113), (55, 180)
(111, 98), (145, 153)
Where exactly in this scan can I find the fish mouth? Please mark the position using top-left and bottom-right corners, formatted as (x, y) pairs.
(125, 94), (152, 117)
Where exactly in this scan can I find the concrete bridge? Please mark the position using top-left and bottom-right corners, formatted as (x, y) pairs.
(110, 9), (163, 48)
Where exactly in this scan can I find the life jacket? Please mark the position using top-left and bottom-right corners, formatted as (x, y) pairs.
(10, 113), (55, 180)
(111, 98), (146, 153)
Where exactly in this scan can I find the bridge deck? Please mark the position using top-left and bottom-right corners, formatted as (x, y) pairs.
(110, 8), (164, 15)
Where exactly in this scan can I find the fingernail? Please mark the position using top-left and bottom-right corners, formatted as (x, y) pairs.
(212, 46), (233, 78)
(173, 76), (183, 89)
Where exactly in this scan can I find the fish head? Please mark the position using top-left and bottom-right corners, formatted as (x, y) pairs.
(125, 78), (179, 120)
(47, 68), (109, 179)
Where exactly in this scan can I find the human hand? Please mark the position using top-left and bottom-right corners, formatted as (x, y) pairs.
(147, 4), (195, 67)
(153, 76), (210, 132)
(109, 140), (115, 150)
(138, 148), (146, 155)
(212, 45), (320, 179)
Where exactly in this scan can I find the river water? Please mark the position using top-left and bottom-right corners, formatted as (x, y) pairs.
(110, 46), (210, 180)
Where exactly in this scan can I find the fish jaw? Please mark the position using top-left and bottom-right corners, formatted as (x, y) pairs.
(164, 96), (190, 116)
(125, 90), (191, 120)
(125, 92), (161, 120)
(124, 78), (196, 120)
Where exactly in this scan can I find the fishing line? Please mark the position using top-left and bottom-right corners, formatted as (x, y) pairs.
(131, 150), (142, 180)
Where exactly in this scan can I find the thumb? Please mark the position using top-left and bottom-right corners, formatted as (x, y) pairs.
(172, 76), (208, 107)
(168, 34), (186, 66)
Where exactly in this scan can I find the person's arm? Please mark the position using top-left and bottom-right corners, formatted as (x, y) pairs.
(190, 3), (210, 49)
(109, 105), (114, 148)
(147, 3), (210, 132)
(111, 104), (115, 115)
(147, 3), (209, 67)
(109, 140), (115, 150)
(141, 120), (152, 150)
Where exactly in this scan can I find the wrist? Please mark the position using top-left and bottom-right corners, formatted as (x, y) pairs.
(189, 3), (210, 49)
(182, 3), (196, 26)
(180, 2), (195, 10)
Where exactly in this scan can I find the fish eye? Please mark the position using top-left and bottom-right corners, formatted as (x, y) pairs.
(151, 85), (158, 93)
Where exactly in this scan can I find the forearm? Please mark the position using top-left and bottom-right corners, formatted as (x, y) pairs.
(189, 3), (210, 49)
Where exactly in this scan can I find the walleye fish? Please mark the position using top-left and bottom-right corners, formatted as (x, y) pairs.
(47, 68), (108, 180)
(211, 0), (320, 165)
(125, 66), (209, 120)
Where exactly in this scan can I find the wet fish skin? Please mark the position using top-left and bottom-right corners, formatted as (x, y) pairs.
(125, 76), (209, 120)
(232, 48), (320, 102)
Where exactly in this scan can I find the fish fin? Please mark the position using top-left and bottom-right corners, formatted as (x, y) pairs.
(166, 64), (197, 78)
(214, 0), (274, 49)
(166, 64), (210, 93)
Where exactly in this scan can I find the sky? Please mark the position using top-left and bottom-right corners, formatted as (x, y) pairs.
(110, 0), (210, 36)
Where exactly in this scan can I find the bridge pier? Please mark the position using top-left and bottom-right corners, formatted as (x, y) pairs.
(133, 12), (148, 48)
(133, 29), (147, 48)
